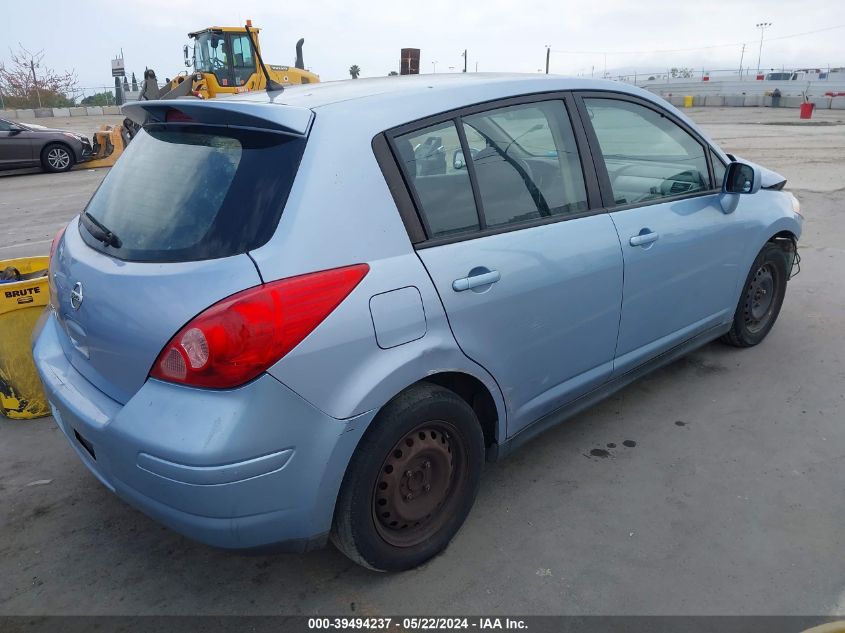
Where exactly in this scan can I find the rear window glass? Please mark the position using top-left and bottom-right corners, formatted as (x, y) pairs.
(79, 125), (305, 262)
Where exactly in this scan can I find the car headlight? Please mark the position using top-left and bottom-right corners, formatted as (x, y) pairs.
(62, 132), (84, 142)
(789, 192), (803, 217)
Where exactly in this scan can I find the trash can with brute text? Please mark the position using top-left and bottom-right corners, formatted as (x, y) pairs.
(0, 256), (50, 419)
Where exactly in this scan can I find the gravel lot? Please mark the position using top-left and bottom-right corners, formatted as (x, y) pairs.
(1, 106), (844, 616)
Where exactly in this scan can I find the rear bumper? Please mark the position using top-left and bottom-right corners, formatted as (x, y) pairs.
(32, 310), (375, 551)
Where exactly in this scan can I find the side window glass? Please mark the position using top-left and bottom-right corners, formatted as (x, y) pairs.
(710, 149), (727, 188)
(395, 121), (480, 238)
(462, 101), (588, 228)
(584, 98), (709, 205)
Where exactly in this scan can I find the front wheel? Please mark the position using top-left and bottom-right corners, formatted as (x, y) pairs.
(331, 383), (485, 572)
(722, 242), (789, 347)
(41, 143), (74, 173)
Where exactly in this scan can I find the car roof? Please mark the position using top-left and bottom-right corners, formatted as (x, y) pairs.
(230, 73), (636, 109)
(222, 73), (677, 133)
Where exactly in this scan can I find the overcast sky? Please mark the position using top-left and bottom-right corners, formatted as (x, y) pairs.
(2, 0), (844, 94)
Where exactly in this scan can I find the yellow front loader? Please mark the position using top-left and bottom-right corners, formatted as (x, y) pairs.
(159, 20), (319, 100)
(75, 21), (317, 170)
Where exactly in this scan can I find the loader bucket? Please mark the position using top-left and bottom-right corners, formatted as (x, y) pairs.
(73, 124), (129, 169)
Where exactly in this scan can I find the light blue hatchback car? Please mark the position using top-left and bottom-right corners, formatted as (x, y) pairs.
(33, 74), (802, 571)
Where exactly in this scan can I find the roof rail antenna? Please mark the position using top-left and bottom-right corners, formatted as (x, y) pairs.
(245, 21), (285, 93)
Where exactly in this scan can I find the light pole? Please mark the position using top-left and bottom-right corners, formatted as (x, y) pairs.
(30, 60), (42, 108)
(545, 45), (550, 74)
(739, 42), (746, 78)
(432, 61), (437, 73)
(756, 22), (772, 74)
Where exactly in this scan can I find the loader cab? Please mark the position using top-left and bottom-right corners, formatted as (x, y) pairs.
(191, 28), (258, 90)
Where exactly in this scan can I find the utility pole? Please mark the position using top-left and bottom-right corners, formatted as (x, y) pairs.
(30, 59), (42, 108)
(432, 61), (437, 73)
(545, 45), (550, 74)
(462, 50), (467, 72)
(739, 43), (746, 78)
(756, 22), (772, 73)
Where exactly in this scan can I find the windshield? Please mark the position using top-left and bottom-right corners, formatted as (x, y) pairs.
(79, 124), (306, 262)
(193, 31), (229, 75)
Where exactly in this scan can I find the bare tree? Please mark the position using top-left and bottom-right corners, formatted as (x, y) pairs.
(0, 45), (80, 108)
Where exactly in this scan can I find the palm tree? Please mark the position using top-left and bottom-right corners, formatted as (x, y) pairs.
(349, 65), (361, 79)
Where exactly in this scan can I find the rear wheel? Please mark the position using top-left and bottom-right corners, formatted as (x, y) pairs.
(41, 143), (74, 173)
(722, 242), (789, 347)
(331, 383), (485, 571)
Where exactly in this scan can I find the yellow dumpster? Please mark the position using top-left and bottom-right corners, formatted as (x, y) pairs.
(683, 95), (694, 108)
(0, 256), (50, 419)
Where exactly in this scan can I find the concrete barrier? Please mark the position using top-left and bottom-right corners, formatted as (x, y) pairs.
(34, 108), (54, 118)
(809, 96), (831, 109)
(782, 96), (804, 108)
(0, 109), (18, 119)
(85, 106), (104, 116)
(102, 105), (121, 115)
(669, 95), (684, 107)
(831, 97), (845, 110)
(69, 107), (87, 116)
(51, 107), (70, 117)
(723, 96), (744, 107)
(693, 95), (705, 106)
(704, 95), (725, 106)
(743, 95), (763, 107)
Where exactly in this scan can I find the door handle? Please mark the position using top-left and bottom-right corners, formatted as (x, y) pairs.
(452, 269), (501, 292)
(629, 231), (660, 247)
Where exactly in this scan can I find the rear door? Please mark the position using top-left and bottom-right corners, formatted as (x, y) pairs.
(51, 121), (307, 404)
(391, 95), (623, 436)
(575, 93), (746, 375)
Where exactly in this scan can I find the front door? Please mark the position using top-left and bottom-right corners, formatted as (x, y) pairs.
(393, 98), (624, 436)
(577, 95), (745, 375)
(0, 121), (34, 168)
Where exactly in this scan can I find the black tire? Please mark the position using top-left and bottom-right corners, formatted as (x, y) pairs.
(41, 143), (74, 173)
(722, 242), (789, 347)
(331, 382), (485, 572)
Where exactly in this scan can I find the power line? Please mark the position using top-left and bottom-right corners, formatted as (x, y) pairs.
(550, 23), (845, 56)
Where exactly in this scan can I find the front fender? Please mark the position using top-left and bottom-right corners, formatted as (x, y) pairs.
(731, 191), (803, 305)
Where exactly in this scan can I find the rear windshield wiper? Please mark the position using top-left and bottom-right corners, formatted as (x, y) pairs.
(81, 212), (122, 249)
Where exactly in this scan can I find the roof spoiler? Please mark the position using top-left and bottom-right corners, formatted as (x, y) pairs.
(122, 99), (313, 136)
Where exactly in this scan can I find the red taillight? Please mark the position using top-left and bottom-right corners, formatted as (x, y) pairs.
(149, 264), (369, 389)
(50, 225), (66, 260)
(165, 108), (194, 123)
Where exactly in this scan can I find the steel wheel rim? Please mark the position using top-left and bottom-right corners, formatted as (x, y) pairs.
(371, 421), (466, 548)
(744, 263), (778, 333)
(48, 148), (70, 170)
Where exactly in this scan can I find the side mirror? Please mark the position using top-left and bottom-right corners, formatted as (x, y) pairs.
(719, 161), (762, 214)
(453, 147), (480, 170)
(723, 161), (761, 195)
(183, 44), (191, 67)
